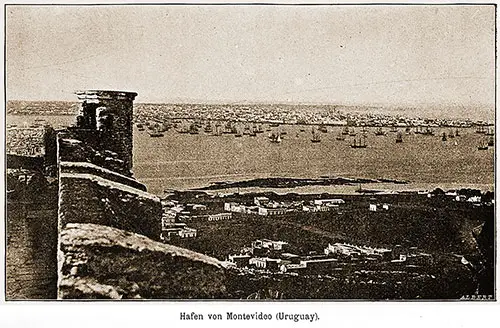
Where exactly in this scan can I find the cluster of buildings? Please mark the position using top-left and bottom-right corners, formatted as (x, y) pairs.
(160, 200), (198, 242)
(159, 195), (346, 242)
(426, 189), (493, 205)
(368, 203), (390, 212)
(7, 99), (490, 128)
(224, 196), (345, 216)
(7, 127), (48, 158)
(6, 125), (58, 178)
(133, 102), (485, 128)
(159, 199), (236, 241)
(7, 100), (78, 116)
(343, 111), (477, 129)
(135, 103), (342, 126)
(226, 239), (434, 275)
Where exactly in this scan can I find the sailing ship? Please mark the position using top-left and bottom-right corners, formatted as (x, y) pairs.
(422, 126), (435, 136)
(158, 122), (169, 132)
(488, 135), (494, 147)
(374, 127), (385, 136)
(230, 124), (238, 135)
(149, 122), (167, 134)
(243, 124), (251, 136)
(204, 123), (213, 134)
(222, 121), (233, 134)
(178, 125), (190, 134)
(189, 122), (199, 135)
(148, 131), (164, 137)
(476, 125), (486, 134)
(148, 126), (164, 137)
(396, 131), (403, 143)
(234, 124), (243, 137)
(478, 140), (489, 150)
(213, 124), (222, 136)
(311, 128), (321, 143)
(269, 131), (282, 143)
(351, 136), (367, 148)
(249, 125), (257, 137)
(336, 132), (346, 141)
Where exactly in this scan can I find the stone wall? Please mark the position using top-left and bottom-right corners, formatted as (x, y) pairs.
(54, 90), (225, 299)
(5, 89), (230, 300)
(60, 161), (147, 191)
(6, 196), (59, 299)
(58, 131), (131, 177)
(58, 172), (162, 241)
(75, 90), (137, 175)
(58, 223), (227, 299)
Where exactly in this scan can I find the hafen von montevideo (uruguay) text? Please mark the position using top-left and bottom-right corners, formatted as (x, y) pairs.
(180, 311), (320, 322)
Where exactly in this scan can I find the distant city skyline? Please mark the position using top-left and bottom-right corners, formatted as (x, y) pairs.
(6, 5), (495, 113)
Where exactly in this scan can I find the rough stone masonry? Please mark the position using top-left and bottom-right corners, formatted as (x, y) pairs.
(55, 90), (227, 299)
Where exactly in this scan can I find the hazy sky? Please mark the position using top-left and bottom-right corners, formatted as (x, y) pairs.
(6, 5), (495, 107)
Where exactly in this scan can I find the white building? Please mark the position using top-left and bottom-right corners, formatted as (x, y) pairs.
(280, 263), (307, 273)
(191, 204), (207, 211)
(252, 239), (288, 251)
(207, 212), (232, 221)
(179, 227), (197, 238)
(224, 202), (258, 214)
(254, 196), (270, 206)
(313, 199), (345, 206)
(258, 207), (287, 216)
(467, 196), (482, 203)
(302, 205), (332, 212)
(324, 243), (391, 259)
(161, 224), (197, 241)
(249, 257), (281, 270)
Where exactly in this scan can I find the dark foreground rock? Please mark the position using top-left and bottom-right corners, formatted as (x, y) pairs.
(58, 223), (227, 299)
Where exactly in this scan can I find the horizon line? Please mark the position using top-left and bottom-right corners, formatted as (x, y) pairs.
(5, 98), (495, 109)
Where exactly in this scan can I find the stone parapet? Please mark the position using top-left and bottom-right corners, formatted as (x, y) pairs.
(58, 172), (162, 241)
(58, 223), (227, 299)
(60, 161), (147, 191)
(58, 131), (130, 177)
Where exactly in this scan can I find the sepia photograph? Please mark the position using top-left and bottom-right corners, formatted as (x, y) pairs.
(3, 2), (496, 304)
